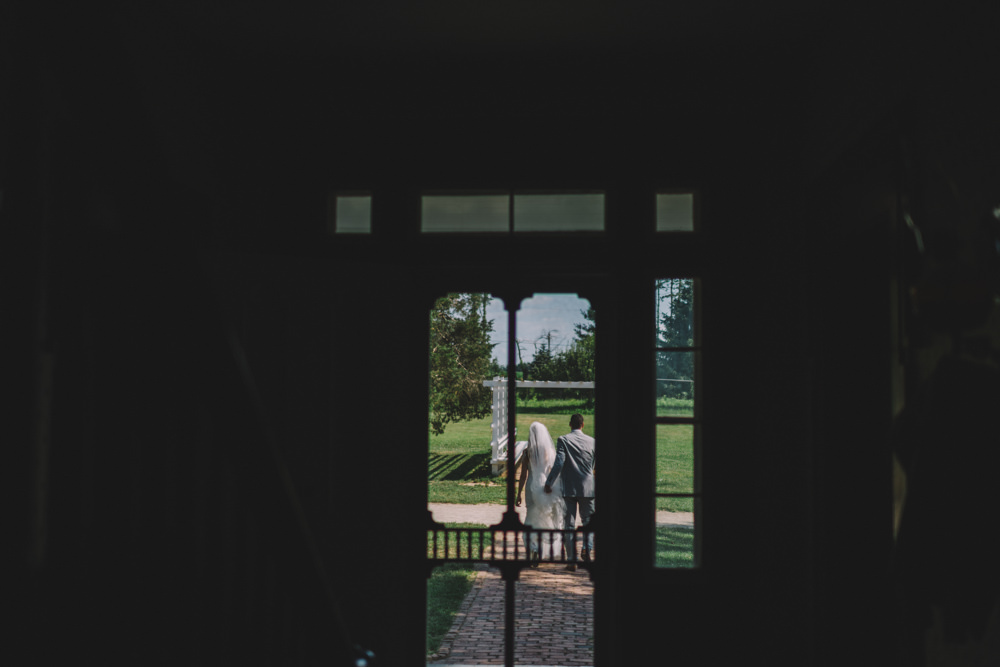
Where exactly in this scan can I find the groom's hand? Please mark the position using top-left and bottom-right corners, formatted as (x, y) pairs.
(544, 485), (552, 494)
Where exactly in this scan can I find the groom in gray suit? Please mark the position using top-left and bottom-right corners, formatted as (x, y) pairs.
(545, 413), (596, 570)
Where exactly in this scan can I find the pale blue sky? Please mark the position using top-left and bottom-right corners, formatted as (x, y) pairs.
(485, 293), (591, 367)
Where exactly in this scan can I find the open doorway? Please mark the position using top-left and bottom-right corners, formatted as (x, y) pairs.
(426, 292), (597, 665)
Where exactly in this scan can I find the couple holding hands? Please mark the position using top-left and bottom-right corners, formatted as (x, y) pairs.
(515, 414), (596, 571)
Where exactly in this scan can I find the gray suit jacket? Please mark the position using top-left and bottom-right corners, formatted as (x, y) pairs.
(547, 429), (596, 498)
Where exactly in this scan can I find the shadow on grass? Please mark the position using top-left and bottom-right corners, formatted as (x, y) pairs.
(429, 453), (492, 481)
(655, 525), (695, 568)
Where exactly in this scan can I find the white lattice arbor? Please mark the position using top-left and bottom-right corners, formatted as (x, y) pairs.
(482, 377), (596, 475)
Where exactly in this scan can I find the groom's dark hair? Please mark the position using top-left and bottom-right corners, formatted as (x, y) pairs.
(570, 414), (584, 429)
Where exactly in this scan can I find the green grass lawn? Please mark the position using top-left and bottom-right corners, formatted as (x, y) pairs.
(428, 408), (597, 504)
(426, 523), (491, 656)
(426, 563), (477, 655)
(515, 395), (595, 414)
(654, 422), (694, 512)
(655, 525), (695, 568)
(656, 396), (695, 417)
(428, 398), (695, 514)
(428, 415), (504, 504)
(427, 399), (697, 584)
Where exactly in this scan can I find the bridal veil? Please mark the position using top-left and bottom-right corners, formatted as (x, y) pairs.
(525, 421), (565, 558)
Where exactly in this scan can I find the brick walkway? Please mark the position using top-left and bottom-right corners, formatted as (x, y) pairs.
(425, 504), (691, 666)
(428, 561), (594, 666)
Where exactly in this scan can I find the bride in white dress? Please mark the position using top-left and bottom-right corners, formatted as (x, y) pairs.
(516, 421), (566, 562)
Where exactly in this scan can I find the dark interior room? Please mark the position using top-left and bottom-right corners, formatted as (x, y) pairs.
(4, 2), (1000, 665)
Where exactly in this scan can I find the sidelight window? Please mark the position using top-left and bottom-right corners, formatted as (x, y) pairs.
(654, 278), (700, 568)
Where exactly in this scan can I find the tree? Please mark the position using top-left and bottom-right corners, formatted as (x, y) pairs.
(657, 279), (695, 398)
(657, 279), (694, 347)
(428, 293), (497, 435)
(573, 306), (596, 341)
(518, 333), (562, 400)
(527, 307), (596, 408)
(559, 335), (595, 381)
(567, 307), (596, 382)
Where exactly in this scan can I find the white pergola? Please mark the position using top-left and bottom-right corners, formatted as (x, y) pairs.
(482, 377), (596, 475)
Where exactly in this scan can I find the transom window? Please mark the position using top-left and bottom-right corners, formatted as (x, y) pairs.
(328, 192), (372, 234)
(421, 192), (605, 233)
(656, 191), (697, 232)
(325, 189), (698, 235)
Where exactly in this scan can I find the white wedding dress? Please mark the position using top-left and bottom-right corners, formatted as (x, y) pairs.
(523, 422), (565, 559)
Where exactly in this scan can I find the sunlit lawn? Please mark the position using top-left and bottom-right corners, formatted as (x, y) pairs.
(655, 525), (695, 568)
(654, 421), (694, 512)
(427, 399), (697, 572)
(427, 415), (503, 504)
(428, 405), (694, 510)
(427, 408), (597, 504)
(428, 399), (696, 511)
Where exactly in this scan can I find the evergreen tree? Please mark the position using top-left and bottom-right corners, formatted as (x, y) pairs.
(657, 279), (695, 398)
(573, 306), (596, 340)
(658, 279), (694, 347)
(527, 341), (555, 399)
(555, 306), (597, 407)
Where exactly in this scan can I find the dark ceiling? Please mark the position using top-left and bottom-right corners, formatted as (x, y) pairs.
(11, 1), (998, 208)
(64, 2), (845, 186)
(125, 1), (839, 59)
